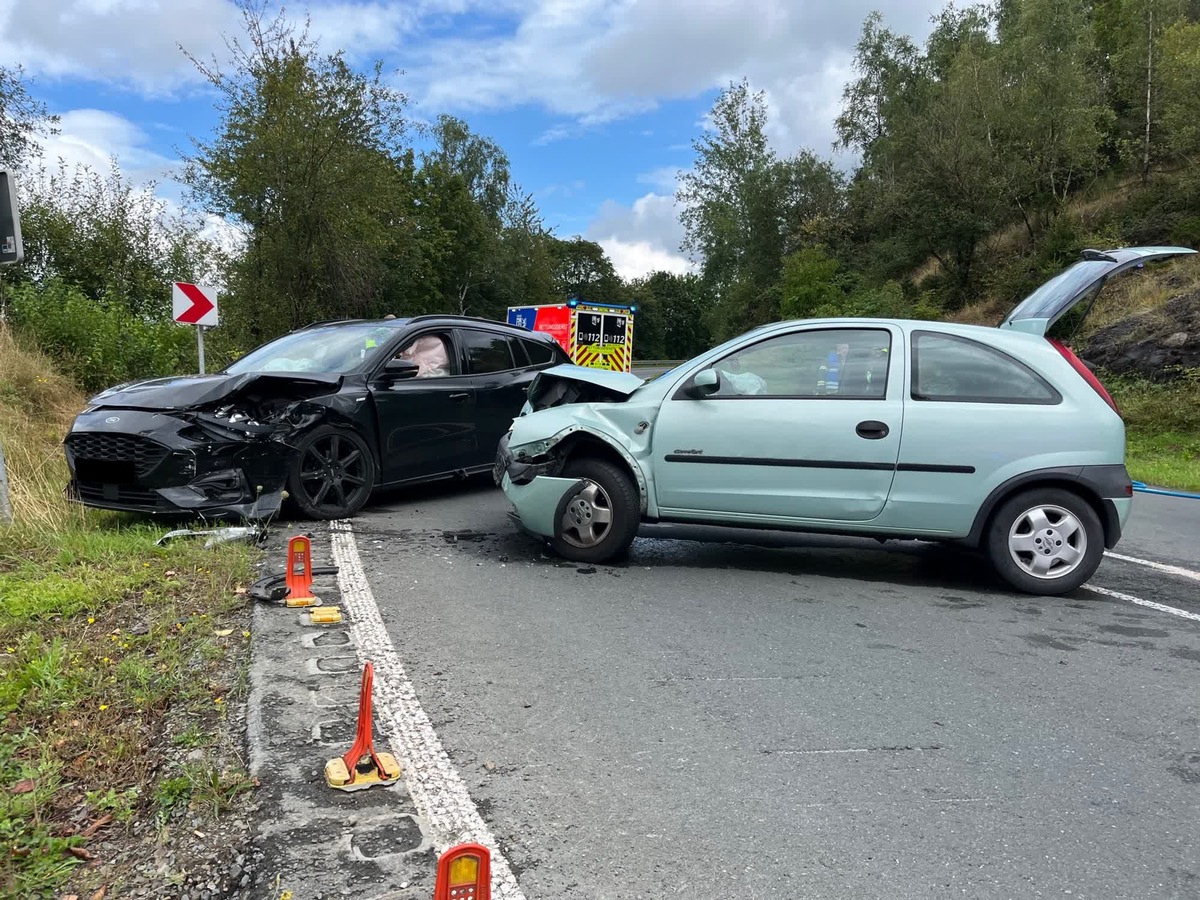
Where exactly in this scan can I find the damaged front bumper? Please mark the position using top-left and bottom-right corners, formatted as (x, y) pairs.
(65, 408), (296, 520)
(494, 432), (583, 538)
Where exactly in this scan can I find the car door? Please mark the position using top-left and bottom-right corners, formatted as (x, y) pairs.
(368, 330), (478, 484)
(459, 328), (542, 465)
(651, 325), (903, 522)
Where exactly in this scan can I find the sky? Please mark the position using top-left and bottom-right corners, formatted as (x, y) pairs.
(0, 0), (942, 280)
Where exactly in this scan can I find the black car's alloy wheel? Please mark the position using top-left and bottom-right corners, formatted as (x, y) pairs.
(288, 426), (377, 519)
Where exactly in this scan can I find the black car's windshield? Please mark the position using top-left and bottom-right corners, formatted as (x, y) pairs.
(224, 324), (398, 375)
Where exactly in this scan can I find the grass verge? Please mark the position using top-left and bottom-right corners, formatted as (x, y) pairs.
(1109, 371), (1200, 493)
(0, 324), (258, 899)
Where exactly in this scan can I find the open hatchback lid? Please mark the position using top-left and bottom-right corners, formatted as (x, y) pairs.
(999, 246), (1197, 337)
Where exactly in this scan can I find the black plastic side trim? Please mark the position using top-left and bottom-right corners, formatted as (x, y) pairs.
(896, 463), (977, 474)
(663, 455), (894, 471)
(663, 456), (976, 474)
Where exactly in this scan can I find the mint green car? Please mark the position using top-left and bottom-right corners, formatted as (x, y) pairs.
(495, 247), (1194, 595)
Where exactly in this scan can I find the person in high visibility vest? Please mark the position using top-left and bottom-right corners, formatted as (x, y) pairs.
(817, 342), (850, 393)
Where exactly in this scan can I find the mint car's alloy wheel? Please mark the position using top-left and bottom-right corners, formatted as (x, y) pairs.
(986, 488), (1104, 595)
(551, 457), (640, 564)
(560, 482), (613, 549)
(1007, 504), (1087, 579)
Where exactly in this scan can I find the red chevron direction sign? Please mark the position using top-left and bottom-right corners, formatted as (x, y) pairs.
(172, 282), (219, 326)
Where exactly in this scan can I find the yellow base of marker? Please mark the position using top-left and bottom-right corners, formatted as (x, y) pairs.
(309, 607), (342, 624)
(324, 753), (401, 792)
(285, 595), (319, 608)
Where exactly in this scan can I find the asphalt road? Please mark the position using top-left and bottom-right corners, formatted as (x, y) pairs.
(349, 479), (1200, 899)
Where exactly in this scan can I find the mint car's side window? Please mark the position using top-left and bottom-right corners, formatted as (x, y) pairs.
(911, 331), (1061, 404)
(708, 329), (892, 398)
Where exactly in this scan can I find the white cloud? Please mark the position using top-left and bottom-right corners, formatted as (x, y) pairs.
(0, 0), (238, 94)
(599, 238), (693, 280)
(410, 0), (941, 155)
(636, 166), (684, 193)
(36, 109), (179, 185)
(586, 192), (692, 279)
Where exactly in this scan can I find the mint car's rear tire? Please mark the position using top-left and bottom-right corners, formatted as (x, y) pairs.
(550, 457), (639, 564)
(986, 488), (1104, 595)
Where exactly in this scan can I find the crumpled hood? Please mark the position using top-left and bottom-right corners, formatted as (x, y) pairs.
(534, 364), (644, 395)
(525, 364), (645, 412)
(88, 371), (343, 411)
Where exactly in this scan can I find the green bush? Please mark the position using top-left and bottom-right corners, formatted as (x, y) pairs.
(7, 279), (208, 392)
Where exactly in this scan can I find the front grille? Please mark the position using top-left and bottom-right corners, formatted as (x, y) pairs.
(73, 480), (161, 508)
(67, 433), (170, 477)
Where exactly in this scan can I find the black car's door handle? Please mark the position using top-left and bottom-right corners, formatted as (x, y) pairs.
(856, 420), (890, 440)
(448, 392), (470, 402)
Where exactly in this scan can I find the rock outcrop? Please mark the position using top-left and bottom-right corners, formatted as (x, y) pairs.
(1083, 291), (1200, 381)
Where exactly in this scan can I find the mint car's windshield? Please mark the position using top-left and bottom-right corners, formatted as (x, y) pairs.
(224, 324), (399, 375)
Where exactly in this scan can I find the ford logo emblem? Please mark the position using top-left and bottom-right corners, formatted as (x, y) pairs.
(105, 416), (120, 424)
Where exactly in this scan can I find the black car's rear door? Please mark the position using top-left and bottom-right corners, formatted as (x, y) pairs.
(458, 328), (542, 465)
(368, 330), (478, 484)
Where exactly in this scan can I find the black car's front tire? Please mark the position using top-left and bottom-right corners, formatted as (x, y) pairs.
(986, 488), (1104, 595)
(288, 425), (377, 519)
(550, 457), (640, 564)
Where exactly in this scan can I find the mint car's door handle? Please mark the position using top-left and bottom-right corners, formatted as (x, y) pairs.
(856, 420), (890, 439)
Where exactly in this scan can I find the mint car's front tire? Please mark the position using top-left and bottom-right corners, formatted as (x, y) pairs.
(550, 458), (639, 564)
(986, 488), (1104, 595)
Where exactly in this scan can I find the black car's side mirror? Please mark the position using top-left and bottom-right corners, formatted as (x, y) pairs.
(687, 368), (720, 398)
(380, 358), (420, 381)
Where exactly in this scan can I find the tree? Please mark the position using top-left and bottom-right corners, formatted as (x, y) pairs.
(182, 2), (425, 343)
(779, 248), (844, 320)
(1159, 20), (1200, 161)
(678, 80), (837, 335)
(996, 0), (1110, 217)
(550, 237), (622, 305)
(626, 272), (714, 360)
(15, 160), (220, 316)
(417, 116), (512, 317)
(835, 12), (924, 157)
(0, 65), (58, 171)
(1093, 0), (1192, 180)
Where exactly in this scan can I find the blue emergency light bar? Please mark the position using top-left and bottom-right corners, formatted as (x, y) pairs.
(566, 298), (637, 314)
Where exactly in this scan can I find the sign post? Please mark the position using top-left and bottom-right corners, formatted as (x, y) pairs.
(172, 282), (219, 374)
(0, 171), (23, 268)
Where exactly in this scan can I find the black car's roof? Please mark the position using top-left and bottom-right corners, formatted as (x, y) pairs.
(299, 314), (559, 342)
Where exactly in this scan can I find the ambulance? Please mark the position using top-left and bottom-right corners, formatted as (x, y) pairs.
(506, 299), (636, 373)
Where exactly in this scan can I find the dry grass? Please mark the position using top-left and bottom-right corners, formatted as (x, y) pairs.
(1077, 255), (1200, 337)
(0, 322), (260, 898)
(0, 323), (89, 531)
(945, 251), (1200, 331)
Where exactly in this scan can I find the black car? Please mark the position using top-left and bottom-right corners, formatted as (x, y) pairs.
(64, 315), (570, 519)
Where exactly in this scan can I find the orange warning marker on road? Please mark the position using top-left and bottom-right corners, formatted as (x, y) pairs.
(324, 661), (401, 792)
(434, 843), (491, 900)
(284, 535), (319, 607)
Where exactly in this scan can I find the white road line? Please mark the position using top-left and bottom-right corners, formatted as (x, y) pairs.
(330, 520), (526, 900)
(1104, 551), (1200, 583)
(1085, 584), (1200, 623)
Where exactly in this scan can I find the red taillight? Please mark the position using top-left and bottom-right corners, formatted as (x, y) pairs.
(1048, 338), (1120, 415)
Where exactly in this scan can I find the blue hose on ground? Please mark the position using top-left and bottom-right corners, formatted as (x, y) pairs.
(1132, 480), (1200, 500)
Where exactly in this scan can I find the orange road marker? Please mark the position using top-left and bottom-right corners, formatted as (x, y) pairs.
(323, 661), (401, 792)
(434, 843), (491, 900)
